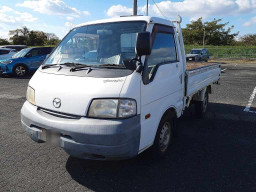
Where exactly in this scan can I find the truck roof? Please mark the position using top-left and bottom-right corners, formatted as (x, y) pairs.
(75, 16), (174, 28)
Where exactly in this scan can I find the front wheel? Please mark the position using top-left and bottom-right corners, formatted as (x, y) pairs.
(13, 65), (27, 77)
(151, 115), (173, 158)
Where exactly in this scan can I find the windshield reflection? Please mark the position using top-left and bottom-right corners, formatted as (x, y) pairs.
(44, 21), (146, 67)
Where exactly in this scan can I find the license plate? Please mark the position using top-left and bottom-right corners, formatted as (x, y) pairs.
(41, 129), (60, 146)
(189, 58), (192, 61)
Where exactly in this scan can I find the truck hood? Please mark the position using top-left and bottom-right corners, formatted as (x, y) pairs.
(186, 54), (199, 57)
(29, 70), (127, 116)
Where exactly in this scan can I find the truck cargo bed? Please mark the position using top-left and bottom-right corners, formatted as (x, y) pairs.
(185, 63), (221, 97)
(186, 62), (217, 70)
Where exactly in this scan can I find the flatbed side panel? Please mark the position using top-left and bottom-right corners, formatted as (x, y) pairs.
(186, 64), (221, 97)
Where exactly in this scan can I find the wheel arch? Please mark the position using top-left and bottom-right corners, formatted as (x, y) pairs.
(192, 85), (211, 102)
(152, 106), (178, 141)
(162, 107), (178, 120)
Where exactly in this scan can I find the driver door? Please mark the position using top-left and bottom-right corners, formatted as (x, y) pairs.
(139, 24), (184, 151)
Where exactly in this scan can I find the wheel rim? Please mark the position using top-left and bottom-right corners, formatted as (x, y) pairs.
(203, 94), (208, 112)
(159, 122), (171, 152)
(15, 66), (26, 76)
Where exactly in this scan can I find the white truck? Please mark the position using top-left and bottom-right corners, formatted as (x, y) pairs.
(21, 16), (221, 160)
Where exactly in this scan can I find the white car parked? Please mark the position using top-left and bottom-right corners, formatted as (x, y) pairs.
(21, 16), (221, 160)
(0, 48), (16, 60)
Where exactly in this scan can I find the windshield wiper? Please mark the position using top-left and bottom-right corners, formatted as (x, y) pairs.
(69, 64), (93, 72)
(69, 64), (126, 74)
(96, 64), (126, 68)
(42, 62), (86, 70)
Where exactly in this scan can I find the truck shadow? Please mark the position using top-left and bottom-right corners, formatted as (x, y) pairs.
(66, 103), (256, 192)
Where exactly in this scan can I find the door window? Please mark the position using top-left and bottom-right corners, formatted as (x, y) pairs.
(146, 32), (177, 80)
(41, 48), (53, 55)
(29, 49), (41, 57)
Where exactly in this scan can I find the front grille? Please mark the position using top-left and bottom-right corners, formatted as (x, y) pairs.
(37, 107), (82, 119)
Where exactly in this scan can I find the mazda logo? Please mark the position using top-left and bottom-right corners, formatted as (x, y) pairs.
(53, 98), (61, 108)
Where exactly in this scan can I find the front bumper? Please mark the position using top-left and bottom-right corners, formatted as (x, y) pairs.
(186, 57), (198, 62)
(0, 64), (11, 75)
(21, 101), (141, 160)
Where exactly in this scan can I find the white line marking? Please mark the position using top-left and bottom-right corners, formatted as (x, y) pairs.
(0, 94), (24, 99)
(244, 87), (256, 113)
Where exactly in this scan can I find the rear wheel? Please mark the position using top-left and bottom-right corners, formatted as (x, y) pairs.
(151, 115), (173, 158)
(195, 91), (209, 118)
(13, 65), (27, 77)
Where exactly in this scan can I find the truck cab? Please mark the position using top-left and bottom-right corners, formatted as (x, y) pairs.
(21, 16), (220, 160)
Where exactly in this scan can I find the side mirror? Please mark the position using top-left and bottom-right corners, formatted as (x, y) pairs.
(136, 32), (151, 57)
(123, 59), (137, 70)
(123, 58), (143, 73)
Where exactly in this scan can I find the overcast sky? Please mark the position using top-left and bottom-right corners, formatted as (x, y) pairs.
(0, 0), (255, 39)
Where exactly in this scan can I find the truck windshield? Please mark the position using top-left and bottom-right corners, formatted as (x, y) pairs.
(190, 50), (201, 54)
(44, 21), (146, 67)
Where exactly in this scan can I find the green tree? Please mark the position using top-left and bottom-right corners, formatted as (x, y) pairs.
(183, 18), (239, 46)
(183, 18), (204, 45)
(11, 36), (28, 45)
(0, 38), (10, 45)
(28, 31), (47, 46)
(9, 26), (30, 45)
(9, 26), (59, 46)
(45, 33), (60, 45)
(240, 34), (256, 46)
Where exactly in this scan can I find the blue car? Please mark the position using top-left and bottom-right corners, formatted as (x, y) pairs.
(0, 47), (53, 77)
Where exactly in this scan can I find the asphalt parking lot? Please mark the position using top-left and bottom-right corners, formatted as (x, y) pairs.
(0, 63), (256, 192)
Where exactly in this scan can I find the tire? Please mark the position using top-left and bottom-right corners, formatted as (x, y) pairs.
(13, 65), (27, 77)
(151, 115), (173, 158)
(195, 91), (209, 118)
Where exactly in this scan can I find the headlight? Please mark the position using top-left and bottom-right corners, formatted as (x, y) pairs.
(88, 99), (136, 118)
(118, 99), (137, 118)
(26, 86), (35, 105)
(0, 60), (12, 65)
